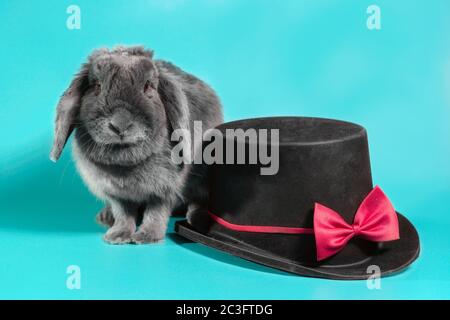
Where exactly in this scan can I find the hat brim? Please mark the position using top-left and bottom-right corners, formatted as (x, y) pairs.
(175, 212), (419, 280)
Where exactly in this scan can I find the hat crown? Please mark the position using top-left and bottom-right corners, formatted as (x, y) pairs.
(207, 117), (373, 228)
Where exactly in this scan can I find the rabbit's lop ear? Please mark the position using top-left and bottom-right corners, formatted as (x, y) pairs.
(50, 64), (89, 162)
(158, 73), (192, 161)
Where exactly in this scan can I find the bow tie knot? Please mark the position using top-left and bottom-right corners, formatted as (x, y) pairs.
(352, 224), (361, 235)
(313, 186), (400, 261)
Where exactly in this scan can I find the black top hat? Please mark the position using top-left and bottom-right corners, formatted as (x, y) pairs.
(175, 117), (419, 279)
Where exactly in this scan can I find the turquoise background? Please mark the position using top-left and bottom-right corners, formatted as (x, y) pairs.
(1, 0), (449, 299)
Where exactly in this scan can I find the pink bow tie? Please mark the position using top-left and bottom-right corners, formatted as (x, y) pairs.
(314, 186), (400, 261)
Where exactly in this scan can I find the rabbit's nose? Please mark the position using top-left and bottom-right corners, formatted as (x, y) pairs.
(108, 122), (124, 136)
(109, 112), (133, 136)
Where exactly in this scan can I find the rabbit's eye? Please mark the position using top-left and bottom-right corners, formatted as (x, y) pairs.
(144, 80), (150, 93)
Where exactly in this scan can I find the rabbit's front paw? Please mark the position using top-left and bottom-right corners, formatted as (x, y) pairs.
(131, 228), (164, 244)
(103, 227), (133, 244)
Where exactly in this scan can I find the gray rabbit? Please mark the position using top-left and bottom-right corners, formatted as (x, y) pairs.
(50, 46), (223, 244)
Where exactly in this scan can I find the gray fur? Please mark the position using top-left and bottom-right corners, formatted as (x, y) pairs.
(51, 46), (223, 244)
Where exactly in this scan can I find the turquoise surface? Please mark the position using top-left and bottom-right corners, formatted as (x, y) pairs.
(1, 0), (449, 299)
